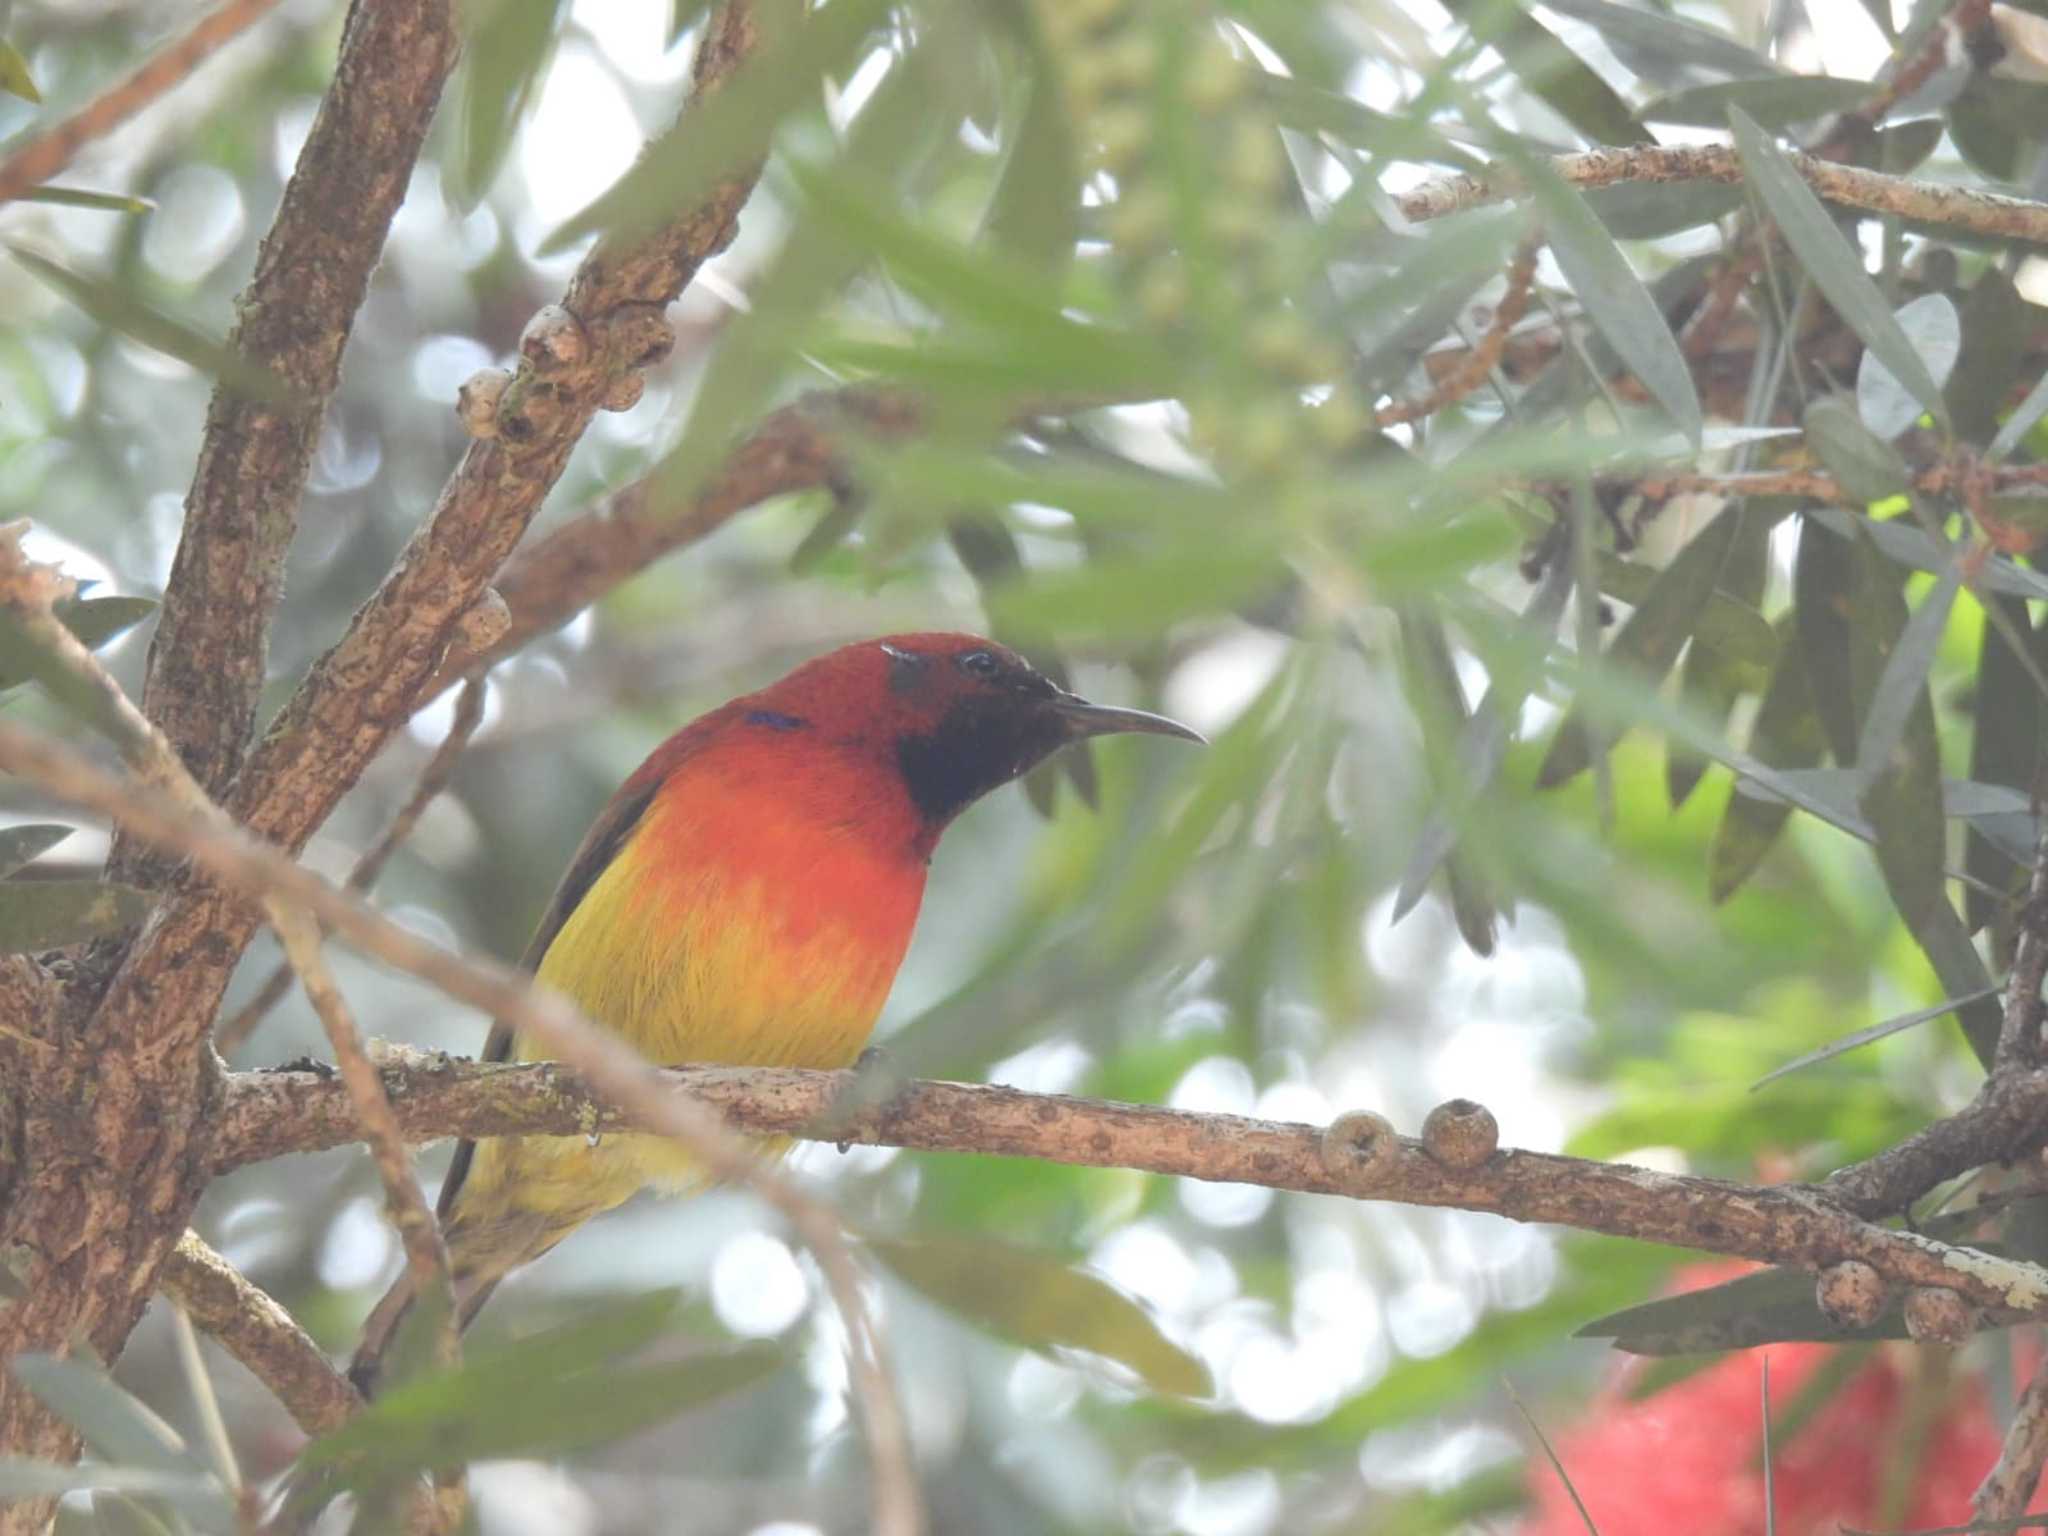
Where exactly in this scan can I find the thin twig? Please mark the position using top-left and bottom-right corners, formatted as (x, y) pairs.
(0, 0), (285, 208)
(1978, 1349), (2048, 1522)
(157, 1232), (359, 1439)
(0, 720), (925, 1536)
(1392, 143), (2048, 247)
(1376, 233), (1543, 429)
(218, 676), (488, 1056)
(1997, 780), (2048, 1072)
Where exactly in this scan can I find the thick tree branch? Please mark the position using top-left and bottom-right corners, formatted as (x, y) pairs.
(157, 1233), (359, 1440)
(122, 0), (458, 832)
(0, 0), (286, 208)
(210, 1055), (2048, 1325)
(1393, 144), (2048, 247)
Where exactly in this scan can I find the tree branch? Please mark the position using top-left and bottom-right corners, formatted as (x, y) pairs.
(0, 0), (286, 208)
(157, 1233), (359, 1440)
(210, 1054), (2048, 1326)
(1393, 144), (2048, 247)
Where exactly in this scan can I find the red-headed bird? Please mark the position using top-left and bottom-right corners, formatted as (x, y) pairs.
(349, 632), (1200, 1391)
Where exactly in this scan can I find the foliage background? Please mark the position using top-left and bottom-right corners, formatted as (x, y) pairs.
(5, 0), (2048, 1529)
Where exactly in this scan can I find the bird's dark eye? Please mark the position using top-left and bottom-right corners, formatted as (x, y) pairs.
(956, 650), (1002, 679)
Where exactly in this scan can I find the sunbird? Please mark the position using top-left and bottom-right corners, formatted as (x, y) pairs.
(348, 632), (1201, 1392)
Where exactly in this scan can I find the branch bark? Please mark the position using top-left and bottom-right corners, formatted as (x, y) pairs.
(1392, 143), (2048, 247)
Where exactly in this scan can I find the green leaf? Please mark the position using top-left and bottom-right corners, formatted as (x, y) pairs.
(446, 0), (571, 211)
(1394, 604), (1499, 954)
(1730, 108), (1951, 432)
(299, 1295), (782, 1481)
(1989, 366), (2048, 464)
(1856, 292), (1959, 441)
(1580, 181), (1745, 240)
(1255, 76), (1485, 171)
(1525, 161), (1702, 445)
(0, 1462), (220, 1507)
(1967, 599), (2042, 931)
(0, 41), (38, 102)
(1531, 0), (1780, 82)
(982, 43), (1080, 275)
(54, 595), (157, 659)
(7, 247), (298, 404)
(1803, 395), (1909, 503)
(1646, 75), (1873, 127)
(1753, 984), (2004, 1087)
(1948, 268), (2025, 448)
(1852, 550), (1961, 802)
(9, 1358), (194, 1477)
(0, 824), (71, 880)
(1578, 1264), (1897, 1352)
(0, 883), (152, 952)
(542, 0), (891, 254)
(1709, 614), (1828, 902)
(1437, 0), (1650, 145)
(872, 1235), (1210, 1398)
(91, 1493), (185, 1536)
(1539, 505), (1741, 787)
(1805, 502), (2048, 602)
(989, 544), (1281, 644)
(1668, 503), (1773, 807)
(16, 187), (153, 214)
(1595, 551), (1775, 667)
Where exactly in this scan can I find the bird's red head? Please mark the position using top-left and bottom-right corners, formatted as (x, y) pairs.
(703, 632), (1203, 846)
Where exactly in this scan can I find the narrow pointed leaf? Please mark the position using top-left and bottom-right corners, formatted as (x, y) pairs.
(982, 49), (1080, 275)
(1394, 604), (1498, 953)
(1857, 293), (1960, 441)
(0, 42), (38, 103)
(9, 1358), (194, 1477)
(1438, 0), (1650, 144)
(17, 187), (153, 214)
(1803, 395), (1910, 503)
(1949, 269), (2024, 447)
(91, 1493), (185, 1536)
(1967, 598), (2041, 931)
(1581, 181), (1745, 239)
(1532, 0), (1779, 82)
(446, 0), (570, 211)
(1806, 502), (2048, 601)
(1710, 614), (1827, 900)
(8, 248), (297, 404)
(0, 882), (153, 952)
(0, 825), (72, 880)
(1990, 368), (2048, 463)
(542, 0), (891, 254)
(1539, 505), (1740, 787)
(1594, 551), (1775, 666)
(873, 1235), (1210, 1397)
(1730, 108), (1950, 431)
(1853, 552), (1961, 800)
(0, 1463), (220, 1507)
(1669, 502), (1773, 807)
(1648, 76), (1872, 127)
(1753, 984), (2004, 1087)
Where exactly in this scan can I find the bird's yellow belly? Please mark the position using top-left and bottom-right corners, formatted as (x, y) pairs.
(454, 811), (918, 1227)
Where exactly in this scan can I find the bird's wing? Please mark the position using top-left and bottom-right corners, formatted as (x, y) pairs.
(436, 776), (664, 1222)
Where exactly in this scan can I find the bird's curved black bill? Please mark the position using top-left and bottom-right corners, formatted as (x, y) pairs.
(1051, 694), (1207, 745)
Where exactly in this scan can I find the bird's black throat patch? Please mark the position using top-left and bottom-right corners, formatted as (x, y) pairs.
(897, 698), (1069, 826)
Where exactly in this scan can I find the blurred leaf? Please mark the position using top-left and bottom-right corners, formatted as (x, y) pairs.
(1595, 550), (1774, 666)
(1539, 505), (1741, 787)
(1730, 109), (1950, 432)
(1533, 0), (1780, 81)
(9, 1359), (194, 1477)
(1967, 598), (2041, 931)
(90, 1493), (184, 1536)
(1578, 1263), (1899, 1351)
(989, 544), (1280, 644)
(16, 187), (152, 214)
(1438, 0), (1651, 145)
(1806, 502), (2048, 601)
(1394, 552), (1572, 929)
(982, 42), (1080, 274)
(1853, 550), (1961, 801)
(446, 0), (571, 211)
(0, 40), (37, 102)
(7, 248), (297, 404)
(873, 1235), (1210, 1397)
(1804, 395), (1909, 503)
(0, 1462), (220, 1508)
(0, 882), (151, 952)
(1647, 75), (1872, 127)
(1255, 75), (1485, 170)
(1526, 160), (1702, 444)
(1872, 117), (1943, 173)
(1949, 269), (2024, 447)
(1948, 77), (2048, 182)
(1710, 614), (1827, 901)
(1753, 983), (2003, 1087)
(49, 596), (157, 664)
(299, 1295), (782, 1482)
(1990, 368), (2048, 464)
(1856, 293), (1959, 441)
(1580, 180), (1744, 239)
(543, 0), (890, 254)
(1395, 604), (1499, 954)
(1669, 503), (1773, 807)
(669, 0), (714, 44)
(0, 824), (71, 879)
